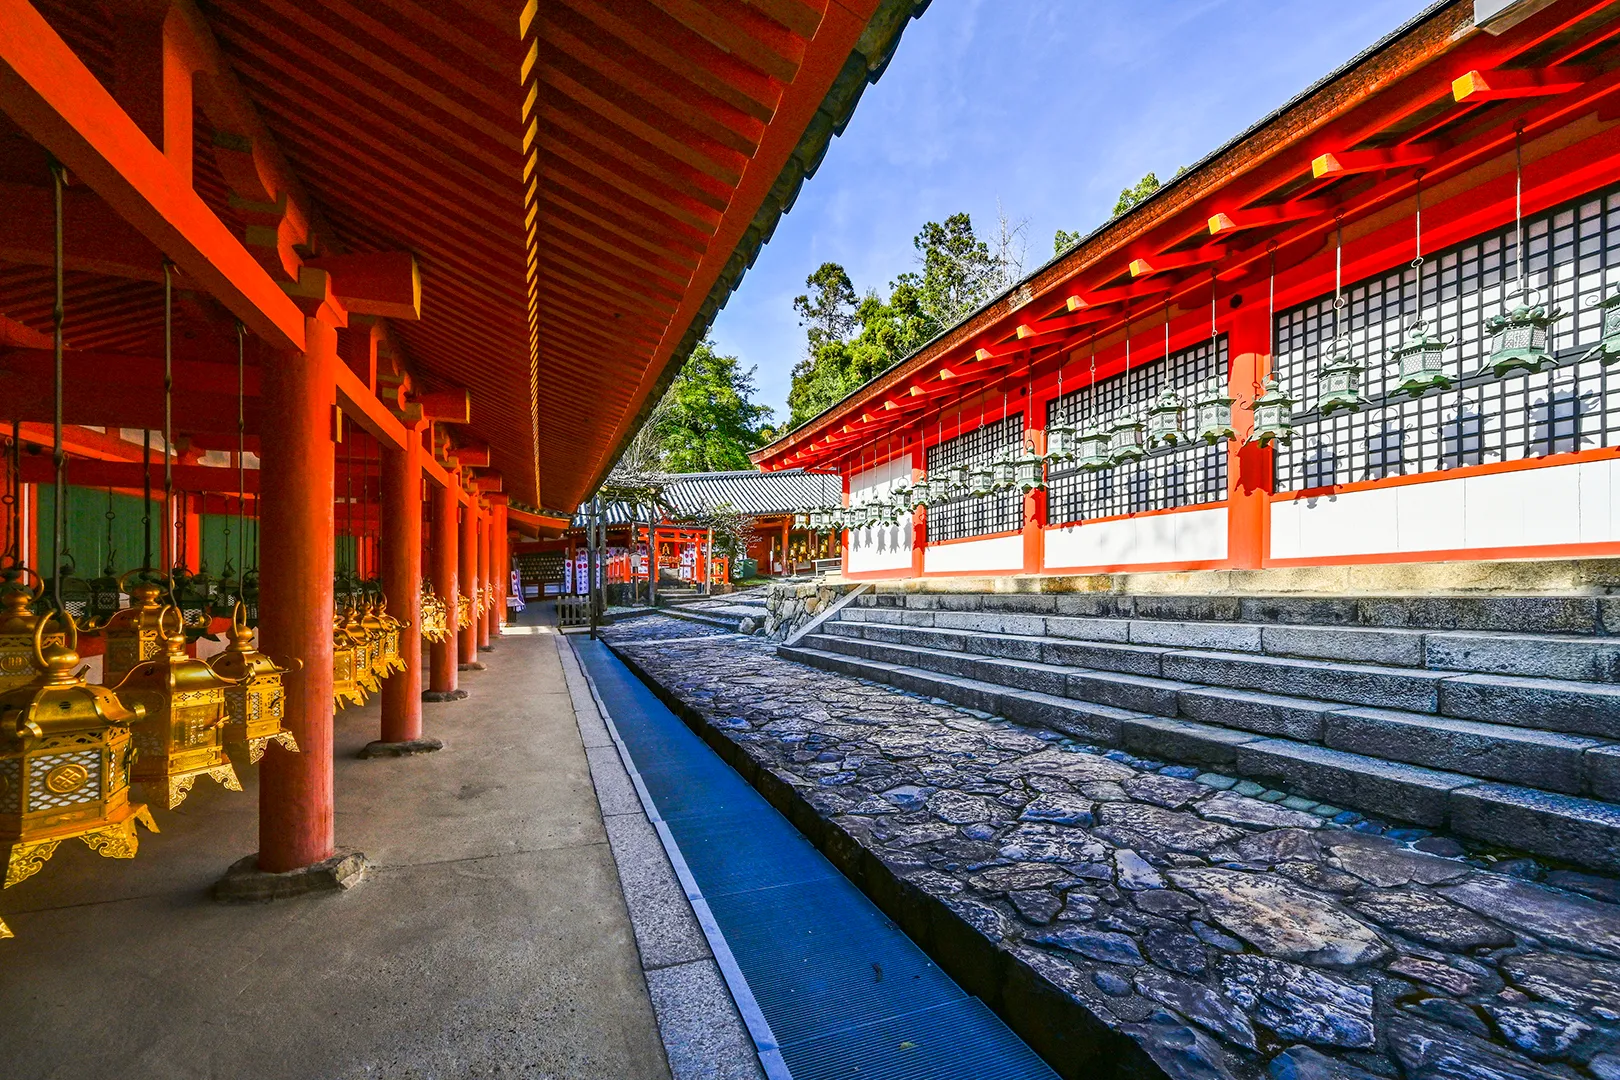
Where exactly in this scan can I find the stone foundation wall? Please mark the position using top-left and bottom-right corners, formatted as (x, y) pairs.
(760, 581), (850, 640)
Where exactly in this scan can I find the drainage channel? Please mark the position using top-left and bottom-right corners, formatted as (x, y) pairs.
(571, 636), (1059, 1080)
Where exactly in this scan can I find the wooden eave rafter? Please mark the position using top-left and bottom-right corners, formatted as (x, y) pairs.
(754, 0), (1620, 472)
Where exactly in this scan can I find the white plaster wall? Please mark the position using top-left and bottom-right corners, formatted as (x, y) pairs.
(922, 533), (1025, 574)
(1270, 457), (1620, 560)
(846, 456), (915, 574)
(1043, 506), (1229, 570)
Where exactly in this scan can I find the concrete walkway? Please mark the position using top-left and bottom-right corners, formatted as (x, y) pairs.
(0, 629), (670, 1080)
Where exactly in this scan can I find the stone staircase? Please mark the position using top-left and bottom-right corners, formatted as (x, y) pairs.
(779, 590), (1620, 873)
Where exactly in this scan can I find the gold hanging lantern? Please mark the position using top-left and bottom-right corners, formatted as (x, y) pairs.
(332, 613), (369, 711)
(359, 602), (390, 682)
(457, 591), (473, 627)
(344, 606), (382, 698)
(418, 580), (451, 644)
(377, 598), (407, 675)
(111, 607), (240, 810)
(0, 612), (157, 938)
(208, 603), (298, 769)
(101, 572), (167, 687)
(0, 568), (62, 695)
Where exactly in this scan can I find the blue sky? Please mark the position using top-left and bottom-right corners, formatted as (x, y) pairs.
(709, 0), (1436, 425)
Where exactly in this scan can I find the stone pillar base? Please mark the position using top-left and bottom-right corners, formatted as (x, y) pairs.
(213, 849), (369, 903)
(422, 688), (469, 702)
(358, 738), (444, 759)
(458, 661), (487, 672)
(478, 644), (495, 652)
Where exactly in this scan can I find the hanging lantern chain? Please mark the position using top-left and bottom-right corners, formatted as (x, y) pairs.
(162, 260), (174, 584)
(4, 420), (18, 568)
(50, 159), (66, 615)
(236, 322), (245, 581)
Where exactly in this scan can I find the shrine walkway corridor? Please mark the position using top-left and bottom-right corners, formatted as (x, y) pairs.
(0, 631), (668, 1080)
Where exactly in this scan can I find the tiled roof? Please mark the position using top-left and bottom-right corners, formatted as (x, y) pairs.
(572, 469), (837, 528)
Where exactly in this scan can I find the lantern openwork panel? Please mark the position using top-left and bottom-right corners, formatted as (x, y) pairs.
(333, 619), (369, 710)
(1107, 413), (1146, 465)
(1251, 376), (1296, 447)
(1316, 334), (1363, 416)
(0, 612), (156, 909)
(113, 612), (241, 810)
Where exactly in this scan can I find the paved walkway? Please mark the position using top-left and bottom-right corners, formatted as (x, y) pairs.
(0, 629), (669, 1080)
(603, 615), (1620, 1080)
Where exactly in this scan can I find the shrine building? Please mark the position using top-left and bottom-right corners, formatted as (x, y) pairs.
(754, 0), (1620, 587)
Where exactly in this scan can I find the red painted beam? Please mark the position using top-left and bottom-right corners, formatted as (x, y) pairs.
(1208, 197), (1338, 236)
(1129, 243), (1228, 278)
(1311, 140), (1444, 179)
(20, 458), (259, 492)
(1453, 66), (1592, 103)
(304, 252), (422, 320)
(417, 388), (471, 423)
(0, 1), (305, 351)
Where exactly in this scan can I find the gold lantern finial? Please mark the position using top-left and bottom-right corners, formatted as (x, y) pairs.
(209, 603), (298, 769)
(1, 611), (158, 938)
(113, 607), (242, 809)
(0, 567), (62, 695)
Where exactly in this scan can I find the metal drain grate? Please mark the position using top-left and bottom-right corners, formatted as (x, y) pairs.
(574, 638), (1059, 1080)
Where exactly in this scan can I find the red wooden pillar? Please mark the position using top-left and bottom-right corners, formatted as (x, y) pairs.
(379, 425), (422, 741)
(491, 498), (509, 627)
(427, 479), (459, 696)
(1227, 304), (1273, 568)
(840, 469), (851, 578)
(477, 504), (492, 649)
(257, 317), (337, 874)
(458, 489), (478, 667)
(1023, 395), (1050, 576)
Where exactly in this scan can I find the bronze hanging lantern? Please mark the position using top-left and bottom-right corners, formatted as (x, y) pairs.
(1045, 421), (1077, 463)
(1392, 172), (1453, 398)
(1251, 376), (1297, 447)
(86, 506), (124, 631)
(0, 612), (156, 938)
(112, 607), (241, 810)
(1483, 297), (1562, 378)
(1391, 319), (1453, 397)
(42, 553), (93, 629)
(1193, 380), (1237, 444)
(989, 454), (1018, 492)
(909, 477), (934, 509)
(0, 569), (62, 696)
(100, 572), (168, 687)
(1317, 334), (1364, 415)
(1146, 388), (1186, 448)
(1074, 422), (1112, 471)
(168, 561), (214, 635)
(377, 596), (407, 676)
(967, 462), (996, 497)
(1484, 129), (1563, 379)
(1582, 293), (1620, 365)
(1013, 441), (1046, 494)
(1107, 412), (1146, 465)
(209, 603), (298, 770)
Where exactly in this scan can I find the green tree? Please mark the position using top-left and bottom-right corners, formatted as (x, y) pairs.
(657, 340), (773, 473)
(792, 262), (859, 350)
(1113, 171), (1162, 217)
(785, 212), (1027, 429)
(1053, 227), (1083, 255)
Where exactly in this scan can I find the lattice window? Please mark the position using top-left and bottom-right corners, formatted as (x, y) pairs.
(1046, 335), (1229, 524)
(1273, 184), (1620, 492)
(925, 412), (1024, 543)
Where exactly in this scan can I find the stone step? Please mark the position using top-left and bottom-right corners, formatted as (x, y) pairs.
(780, 641), (1620, 873)
(853, 589), (1617, 636)
(842, 604), (1620, 682)
(807, 632), (1620, 798)
(777, 644), (1144, 746)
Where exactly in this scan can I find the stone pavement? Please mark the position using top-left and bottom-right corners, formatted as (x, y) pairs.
(603, 614), (1620, 1080)
(0, 629), (670, 1080)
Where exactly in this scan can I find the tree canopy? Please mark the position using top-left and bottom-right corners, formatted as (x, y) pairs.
(652, 339), (774, 473)
(785, 211), (1025, 430)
